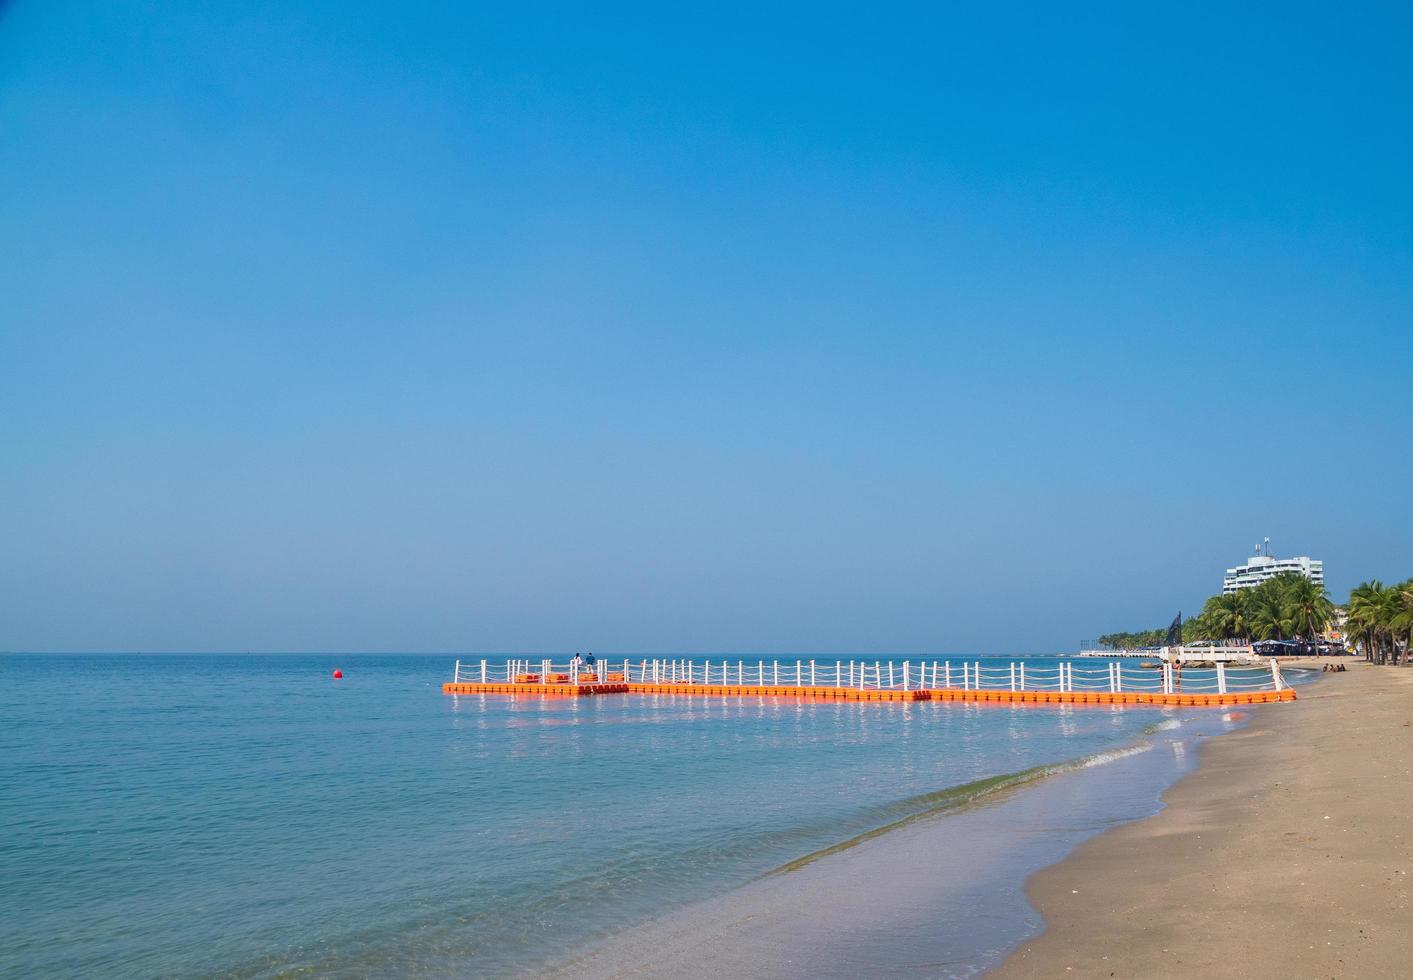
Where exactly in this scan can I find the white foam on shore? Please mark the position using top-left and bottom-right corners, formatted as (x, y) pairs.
(1075, 741), (1154, 769)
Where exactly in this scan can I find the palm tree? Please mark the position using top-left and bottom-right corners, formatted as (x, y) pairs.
(1200, 591), (1251, 642)
(1284, 575), (1334, 642)
(1345, 581), (1383, 662)
(1248, 587), (1290, 641)
(1389, 579), (1413, 666)
(1348, 580), (1396, 664)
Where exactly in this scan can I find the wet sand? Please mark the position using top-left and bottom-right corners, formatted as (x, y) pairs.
(995, 662), (1413, 979)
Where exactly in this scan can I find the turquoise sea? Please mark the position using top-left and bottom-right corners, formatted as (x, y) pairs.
(0, 655), (1300, 977)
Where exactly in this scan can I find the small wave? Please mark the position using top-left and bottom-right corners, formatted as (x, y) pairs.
(765, 740), (1155, 877)
(1076, 742), (1153, 768)
(1141, 717), (1183, 735)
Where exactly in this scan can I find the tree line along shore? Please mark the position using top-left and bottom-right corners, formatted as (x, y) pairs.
(1098, 572), (1413, 666)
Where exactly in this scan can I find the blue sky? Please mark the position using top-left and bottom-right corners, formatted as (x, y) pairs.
(2, 1), (1410, 654)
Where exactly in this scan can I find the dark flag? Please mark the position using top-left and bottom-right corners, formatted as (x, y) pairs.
(1164, 612), (1183, 647)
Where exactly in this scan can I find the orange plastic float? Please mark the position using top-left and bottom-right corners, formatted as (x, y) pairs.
(442, 679), (1296, 706)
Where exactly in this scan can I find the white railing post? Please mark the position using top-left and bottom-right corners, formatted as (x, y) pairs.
(902, 661), (910, 691)
(481, 659), (488, 683)
(1270, 658), (1283, 691)
(1019, 661), (1026, 691)
(1217, 662), (1227, 694)
(945, 661), (952, 688)
(976, 661), (982, 691)
(888, 661), (896, 689)
(834, 660), (841, 687)
(810, 660), (817, 686)
(1009, 663), (1016, 692)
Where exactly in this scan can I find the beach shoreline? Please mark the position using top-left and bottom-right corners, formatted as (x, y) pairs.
(993, 661), (1413, 979)
(534, 700), (1247, 979)
(535, 663), (1413, 980)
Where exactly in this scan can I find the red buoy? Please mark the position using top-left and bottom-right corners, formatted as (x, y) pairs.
(332, 669), (343, 679)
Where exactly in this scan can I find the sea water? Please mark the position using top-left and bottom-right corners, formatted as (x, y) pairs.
(0, 655), (1297, 978)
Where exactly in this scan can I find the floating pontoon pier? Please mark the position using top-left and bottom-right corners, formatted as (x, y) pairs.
(442, 658), (1296, 706)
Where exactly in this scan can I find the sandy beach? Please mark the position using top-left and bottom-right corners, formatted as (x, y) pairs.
(996, 662), (1413, 979)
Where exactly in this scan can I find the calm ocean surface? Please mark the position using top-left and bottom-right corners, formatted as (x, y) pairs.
(1, 655), (1286, 977)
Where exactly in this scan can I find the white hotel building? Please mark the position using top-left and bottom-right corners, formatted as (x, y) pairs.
(1222, 554), (1324, 594)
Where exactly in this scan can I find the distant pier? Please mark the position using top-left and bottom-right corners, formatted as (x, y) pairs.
(442, 658), (1297, 707)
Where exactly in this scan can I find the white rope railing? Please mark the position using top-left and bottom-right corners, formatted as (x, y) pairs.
(449, 657), (1291, 695)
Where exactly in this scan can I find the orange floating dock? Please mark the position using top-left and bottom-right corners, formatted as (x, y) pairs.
(441, 681), (1296, 707)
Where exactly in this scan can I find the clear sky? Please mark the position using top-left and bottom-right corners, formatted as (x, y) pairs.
(2, 1), (1410, 654)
